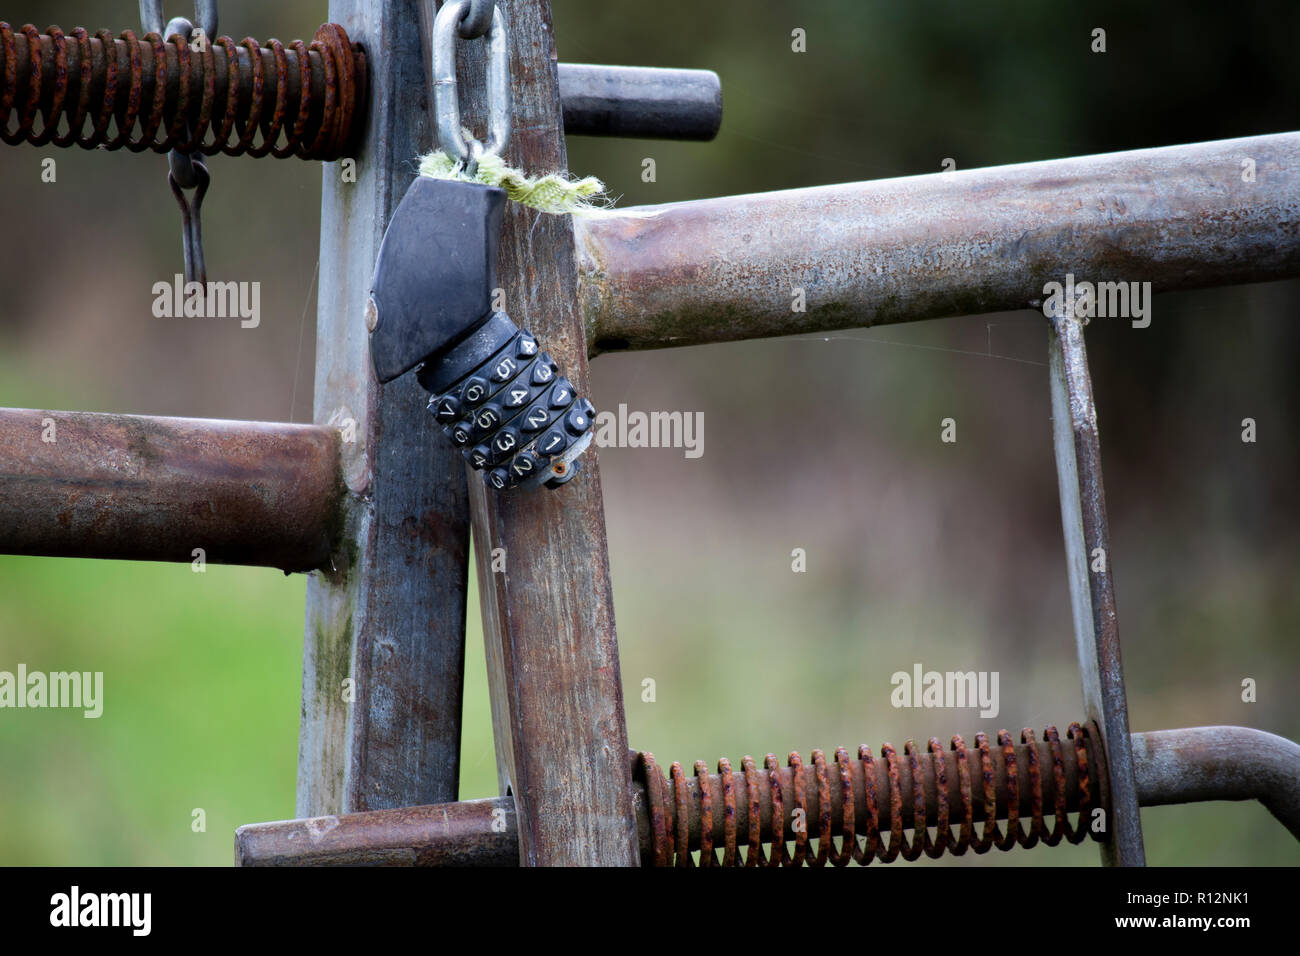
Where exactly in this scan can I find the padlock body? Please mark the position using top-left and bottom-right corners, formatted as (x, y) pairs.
(369, 178), (506, 383)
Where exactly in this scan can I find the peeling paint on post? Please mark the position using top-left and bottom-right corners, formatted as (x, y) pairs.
(297, 0), (472, 818)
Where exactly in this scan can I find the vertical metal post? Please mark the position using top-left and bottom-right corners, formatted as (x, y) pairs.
(1047, 310), (1146, 865)
(297, 0), (472, 817)
(446, 0), (641, 865)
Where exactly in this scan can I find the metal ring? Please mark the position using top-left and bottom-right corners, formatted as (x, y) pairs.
(432, 0), (511, 167)
(162, 18), (199, 186)
(140, 0), (216, 41)
(457, 0), (494, 40)
(147, 2), (219, 188)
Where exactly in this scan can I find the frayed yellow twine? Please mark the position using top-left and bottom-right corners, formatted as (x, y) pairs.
(418, 149), (606, 216)
(416, 148), (657, 220)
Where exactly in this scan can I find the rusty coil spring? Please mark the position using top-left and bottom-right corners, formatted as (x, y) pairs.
(639, 723), (1103, 866)
(0, 21), (364, 159)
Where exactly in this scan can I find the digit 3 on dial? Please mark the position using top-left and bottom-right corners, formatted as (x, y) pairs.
(418, 311), (595, 490)
(366, 176), (598, 492)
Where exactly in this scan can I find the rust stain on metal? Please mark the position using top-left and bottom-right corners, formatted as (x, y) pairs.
(237, 797), (518, 866)
(575, 133), (1300, 356)
(0, 20), (366, 158)
(719, 755), (737, 866)
(236, 723), (1300, 866)
(832, 747), (854, 865)
(0, 407), (343, 571)
(637, 724), (1102, 866)
(1132, 726), (1300, 841)
(740, 755), (762, 866)
(400, 506), (468, 558)
(764, 753), (785, 866)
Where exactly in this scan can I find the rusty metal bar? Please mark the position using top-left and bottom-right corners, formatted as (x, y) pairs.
(239, 726), (1102, 865)
(237, 797), (518, 866)
(0, 22), (718, 156)
(237, 724), (1300, 865)
(295, 0), (471, 819)
(1047, 313), (1144, 865)
(447, 0), (641, 866)
(1133, 727), (1300, 841)
(574, 132), (1300, 355)
(0, 407), (340, 571)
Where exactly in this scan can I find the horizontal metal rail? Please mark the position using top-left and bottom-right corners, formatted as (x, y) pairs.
(240, 728), (1099, 866)
(1133, 726), (1300, 840)
(0, 24), (719, 155)
(558, 63), (720, 141)
(0, 408), (341, 571)
(237, 797), (518, 866)
(235, 725), (1300, 865)
(576, 132), (1300, 354)
(2, 138), (1296, 575)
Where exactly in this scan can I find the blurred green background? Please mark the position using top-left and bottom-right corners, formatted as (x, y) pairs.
(1, 0), (1298, 865)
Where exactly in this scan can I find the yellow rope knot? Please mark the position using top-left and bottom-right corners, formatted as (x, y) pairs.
(417, 149), (608, 217)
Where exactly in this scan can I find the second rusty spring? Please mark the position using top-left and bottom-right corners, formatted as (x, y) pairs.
(638, 722), (1105, 866)
(0, 21), (365, 159)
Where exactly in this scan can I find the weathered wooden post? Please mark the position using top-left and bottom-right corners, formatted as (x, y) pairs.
(447, 0), (641, 866)
(299, 0), (639, 865)
(298, 0), (471, 818)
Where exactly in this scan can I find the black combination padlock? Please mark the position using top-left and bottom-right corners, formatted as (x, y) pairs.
(367, 176), (595, 490)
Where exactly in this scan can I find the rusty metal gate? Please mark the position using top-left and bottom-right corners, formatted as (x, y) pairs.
(1, 0), (1298, 867)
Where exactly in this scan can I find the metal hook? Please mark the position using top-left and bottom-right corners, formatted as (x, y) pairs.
(139, 0), (216, 40)
(456, 0), (494, 40)
(169, 159), (210, 285)
(142, 1), (218, 282)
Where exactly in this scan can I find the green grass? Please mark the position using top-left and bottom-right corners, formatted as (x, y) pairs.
(0, 552), (501, 865)
(0, 556), (306, 864)
(2, 549), (1295, 866)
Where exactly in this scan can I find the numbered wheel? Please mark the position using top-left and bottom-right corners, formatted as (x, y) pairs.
(418, 312), (596, 490)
